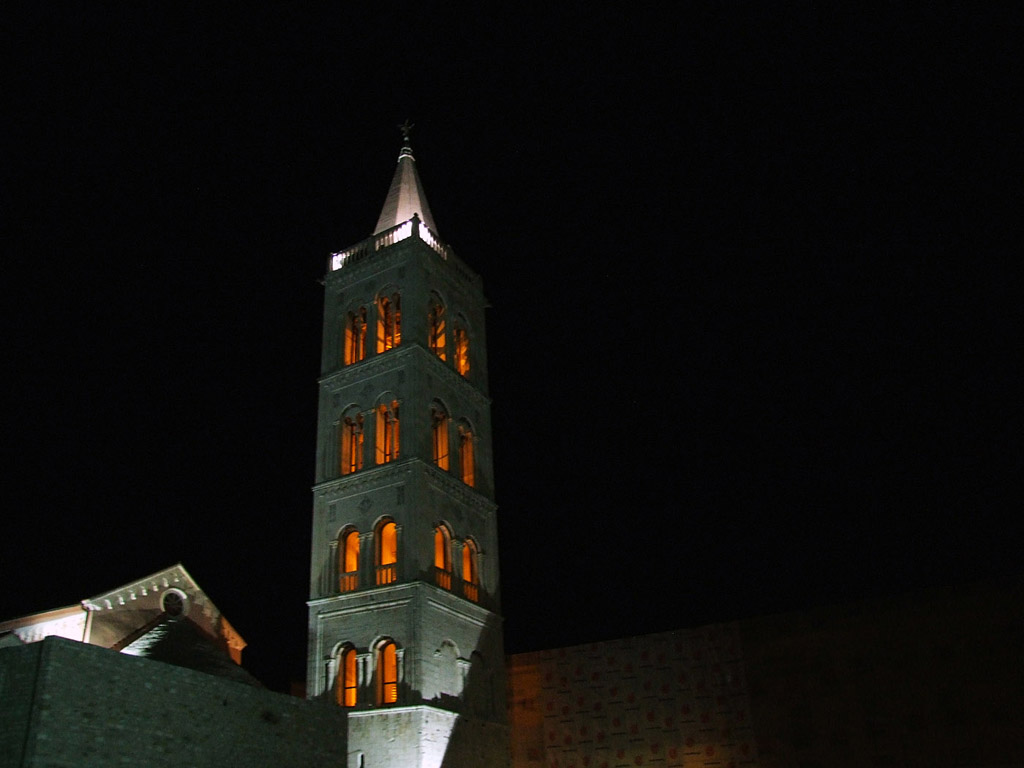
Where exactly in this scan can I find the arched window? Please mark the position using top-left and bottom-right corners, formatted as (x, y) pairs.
(462, 538), (479, 602)
(340, 412), (364, 476)
(376, 400), (400, 464)
(376, 639), (398, 705)
(428, 296), (446, 360)
(344, 308), (367, 365)
(434, 524), (452, 590)
(377, 293), (401, 353)
(375, 519), (397, 585)
(338, 528), (360, 593)
(336, 644), (357, 707)
(431, 404), (449, 471)
(458, 423), (475, 487)
(454, 325), (470, 376)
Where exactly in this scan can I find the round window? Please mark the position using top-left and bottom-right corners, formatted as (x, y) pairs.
(162, 590), (185, 617)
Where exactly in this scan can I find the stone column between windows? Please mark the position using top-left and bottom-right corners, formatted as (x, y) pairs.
(457, 656), (471, 698)
(454, 540), (465, 584)
(395, 523), (404, 582)
(330, 417), (340, 479)
(323, 655), (334, 699)
(359, 532), (372, 590)
(477, 549), (485, 597)
(328, 539), (339, 595)
(396, 647), (406, 703)
(368, 300), (380, 358)
(357, 652), (371, 702)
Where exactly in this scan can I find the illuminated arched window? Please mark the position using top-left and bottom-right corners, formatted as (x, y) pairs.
(376, 639), (398, 705)
(431, 404), (449, 471)
(454, 325), (470, 376)
(462, 538), (479, 602)
(434, 524), (452, 590)
(377, 293), (401, 353)
(428, 296), (446, 361)
(336, 644), (357, 707)
(458, 423), (475, 487)
(340, 411), (364, 476)
(344, 308), (367, 365)
(338, 528), (359, 593)
(375, 519), (397, 585)
(376, 400), (400, 464)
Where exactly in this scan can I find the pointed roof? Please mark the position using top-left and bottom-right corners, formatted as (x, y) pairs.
(373, 122), (439, 237)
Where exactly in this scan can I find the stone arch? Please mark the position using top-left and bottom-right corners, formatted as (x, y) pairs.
(373, 517), (398, 585)
(456, 417), (477, 487)
(435, 638), (462, 699)
(427, 290), (448, 360)
(375, 285), (402, 353)
(374, 392), (401, 465)
(430, 398), (451, 471)
(432, 521), (453, 590)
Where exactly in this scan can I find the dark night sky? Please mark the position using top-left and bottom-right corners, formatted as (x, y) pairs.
(4, 6), (1020, 692)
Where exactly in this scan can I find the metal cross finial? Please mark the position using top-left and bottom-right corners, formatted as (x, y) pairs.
(399, 120), (414, 143)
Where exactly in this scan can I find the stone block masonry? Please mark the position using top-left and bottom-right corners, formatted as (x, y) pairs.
(1, 636), (349, 768)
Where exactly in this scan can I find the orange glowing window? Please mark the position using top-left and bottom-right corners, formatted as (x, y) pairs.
(462, 539), (479, 602)
(376, 519), (397, 585)
(454, 327), (469, 376)
(458, 424), (475, 487)
(434, 525), (452, 589)
(339, 529), (359, 592)
(376, 401), (400, 464)
(336, 645), (357, 707)
(431, 406), (449, 471)
(377, 640), (398, 704)
(344, 308), (367, 365)
(428, 298), (446, 361)
(377, 293), (401, 353)
(340, 413), (364, 476)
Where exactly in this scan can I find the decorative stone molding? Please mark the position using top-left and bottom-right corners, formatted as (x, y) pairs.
(314, 461), (414, 499)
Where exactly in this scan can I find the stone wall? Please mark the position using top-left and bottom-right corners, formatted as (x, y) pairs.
(508, 581), (1024, 768)
(508, 625), (759, 768)
(739, 580), (1024, 768)
(0, 642), (41, 766)
(1, 636), (348, 768)
(348, 706), (509, 768)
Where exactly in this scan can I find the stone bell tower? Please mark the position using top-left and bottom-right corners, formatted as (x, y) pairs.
(306, 126), (508, 767)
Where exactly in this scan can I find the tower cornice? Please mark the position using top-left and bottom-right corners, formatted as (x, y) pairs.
(312, 457), (497, 517)
(319, 345), (492, 409)
(312, 460), (415, 498)
(327, 216), (482, 291)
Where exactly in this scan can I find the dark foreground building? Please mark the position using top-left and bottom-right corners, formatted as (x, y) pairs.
(1, 637), (348, 767)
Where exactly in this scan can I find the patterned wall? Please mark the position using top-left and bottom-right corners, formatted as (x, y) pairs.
(509, 625), (760, 768)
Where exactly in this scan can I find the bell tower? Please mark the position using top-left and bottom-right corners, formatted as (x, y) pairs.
(307, 126), (508, 767)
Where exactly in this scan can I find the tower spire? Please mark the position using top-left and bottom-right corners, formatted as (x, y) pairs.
(373, 120), (439, 237)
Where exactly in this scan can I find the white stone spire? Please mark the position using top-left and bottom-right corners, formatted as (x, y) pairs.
(373, 121), (439, 237)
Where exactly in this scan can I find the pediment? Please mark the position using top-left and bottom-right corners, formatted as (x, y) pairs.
(0, 563), (245, 664)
